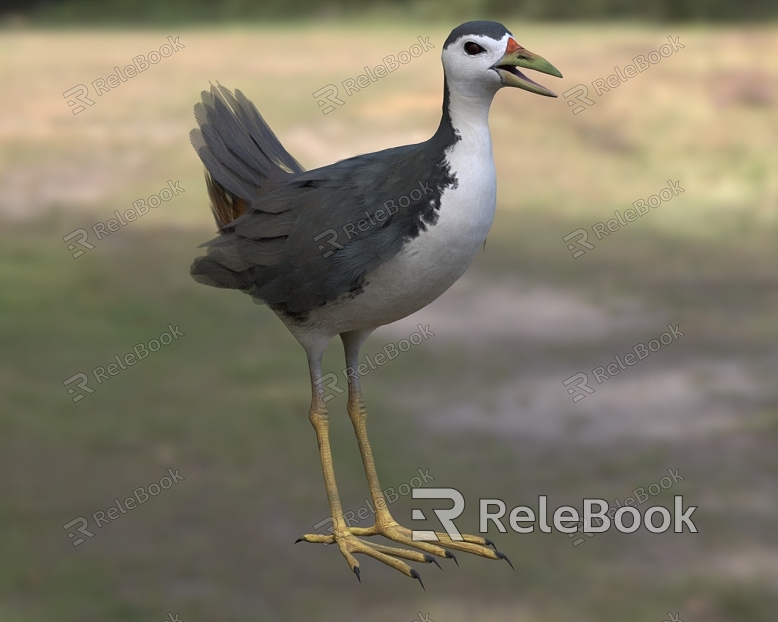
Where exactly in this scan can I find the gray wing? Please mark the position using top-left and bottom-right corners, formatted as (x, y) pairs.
(191, 144), (453, 315)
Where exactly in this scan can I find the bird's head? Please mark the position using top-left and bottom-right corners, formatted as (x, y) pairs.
(442, 21), (562, 99)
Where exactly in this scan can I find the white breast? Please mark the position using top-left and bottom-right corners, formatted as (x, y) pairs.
(294, 123), (498, 337)
(386, 122), (497, 299)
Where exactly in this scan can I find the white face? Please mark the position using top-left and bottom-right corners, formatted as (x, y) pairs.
(441, 33), (512, 98)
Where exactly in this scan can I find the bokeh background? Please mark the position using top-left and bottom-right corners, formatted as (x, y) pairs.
(2, 1), (777, 621)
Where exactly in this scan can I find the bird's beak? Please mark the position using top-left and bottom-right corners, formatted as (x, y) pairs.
(492, 38), (563, 98)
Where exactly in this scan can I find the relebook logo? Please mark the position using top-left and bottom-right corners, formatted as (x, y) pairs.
(478, 495), (697, 535)
(411, 489), (698, 541)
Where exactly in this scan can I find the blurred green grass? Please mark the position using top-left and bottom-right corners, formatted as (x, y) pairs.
(1, 21), (778, 622)
(12, 0), (778, 23)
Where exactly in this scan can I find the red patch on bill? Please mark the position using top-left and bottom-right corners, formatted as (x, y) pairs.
(505, 38), (523, 54)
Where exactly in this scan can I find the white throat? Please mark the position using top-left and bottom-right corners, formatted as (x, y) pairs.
(445, 81), (498, 141)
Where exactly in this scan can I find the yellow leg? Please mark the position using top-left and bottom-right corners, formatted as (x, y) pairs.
(296, 346), (432, 586)
(297, 331), (512, 577)
(345, 391), (511, 566)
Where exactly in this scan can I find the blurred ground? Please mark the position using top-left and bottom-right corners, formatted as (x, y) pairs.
(1, 21), (778, 622)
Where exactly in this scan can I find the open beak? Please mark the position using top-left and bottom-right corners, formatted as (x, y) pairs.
(493, 38), (563, 98)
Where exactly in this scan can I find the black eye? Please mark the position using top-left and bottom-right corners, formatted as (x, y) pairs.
(464, 41), (485, 55)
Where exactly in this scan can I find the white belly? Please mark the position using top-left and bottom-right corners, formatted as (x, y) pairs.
(353, 174), (497, 325)
(285, 137), (497, 339)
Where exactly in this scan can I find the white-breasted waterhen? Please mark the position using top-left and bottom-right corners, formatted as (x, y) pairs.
(190, 20), (562, 586)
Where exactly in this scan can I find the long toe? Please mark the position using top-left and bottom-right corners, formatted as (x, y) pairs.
(361, 522), (508, 563)
(302, 529), (436, 583)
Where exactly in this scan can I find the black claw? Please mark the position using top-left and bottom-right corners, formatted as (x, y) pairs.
(496, 551), (514, 570)
(294, 538), (304, 543)
(424, 554), (442, 570)
(484, 537), (496, 550)
(353, 566), (361, 582)
(410, 569), (425, 590)
(445, 551), (459, 567)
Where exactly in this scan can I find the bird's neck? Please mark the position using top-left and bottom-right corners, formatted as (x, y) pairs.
(434, 78), (496, 153)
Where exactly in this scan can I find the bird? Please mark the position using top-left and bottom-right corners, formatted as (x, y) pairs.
(189, 20), (561, 586)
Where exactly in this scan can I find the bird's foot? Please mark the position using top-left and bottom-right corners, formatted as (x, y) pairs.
(297, 520), (511, 583)
(296, 531), (431, 587)
(353, 520), (511, 567)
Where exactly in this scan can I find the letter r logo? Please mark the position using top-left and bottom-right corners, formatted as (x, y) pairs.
(313, 373), (343, 403)
(63, 228), (95, 258)
(63, 373), (94, 402)
(563, 372), (595, 403)
(563, 228), (595, 258)
(62, 84), (95, 115)
(562, 84), (595, 115)
(411, 487), (465, 542)
(63, 516), (94, 546)
(312, 516), (335, 547)
(313, 229), (344, 257)
(312, 84), (344, 115)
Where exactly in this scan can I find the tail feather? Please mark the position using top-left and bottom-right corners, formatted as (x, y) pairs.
(190, 83), (304, 229)
(231, 88), (303, 175)
(205, 171), (247, 231)
(190, 256), (253, 289)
